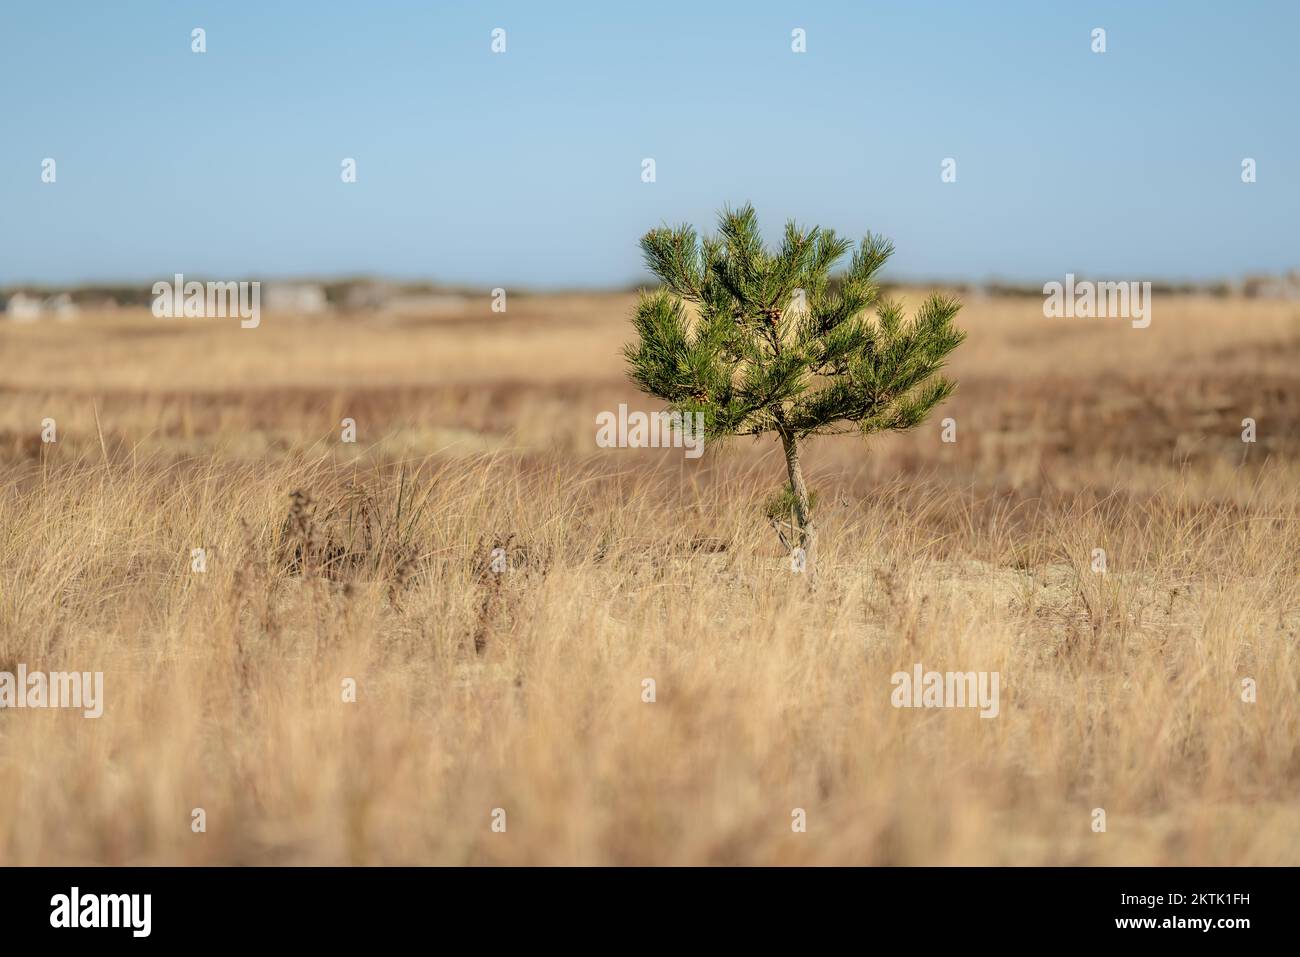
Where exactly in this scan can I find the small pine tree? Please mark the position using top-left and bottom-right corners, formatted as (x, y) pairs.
(624, 204), (965, 577)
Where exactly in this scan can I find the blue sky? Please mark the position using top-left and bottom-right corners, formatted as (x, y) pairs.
(2, 1), (1296, 287)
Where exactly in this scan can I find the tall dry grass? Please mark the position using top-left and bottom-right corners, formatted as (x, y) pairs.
(0, 292), (1297, 864)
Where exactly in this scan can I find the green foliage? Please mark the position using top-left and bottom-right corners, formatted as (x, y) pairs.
(624, 204), (966, 444)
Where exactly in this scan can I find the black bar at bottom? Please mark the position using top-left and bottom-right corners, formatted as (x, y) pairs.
(0, 866), (1278, 943)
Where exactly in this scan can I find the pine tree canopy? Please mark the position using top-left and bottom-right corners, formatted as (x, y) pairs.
(624, 204), (966, 444)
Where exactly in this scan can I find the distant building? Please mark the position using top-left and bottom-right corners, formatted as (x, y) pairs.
(1239, 272), (1300, 300)
(263, 282), (328, 314)
(4, 292), (81, 321)
(46, 293), (80, 321)
(5, 293), (43, 321)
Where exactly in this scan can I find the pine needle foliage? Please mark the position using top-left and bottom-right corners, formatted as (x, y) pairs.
(624, 204), (965, 572)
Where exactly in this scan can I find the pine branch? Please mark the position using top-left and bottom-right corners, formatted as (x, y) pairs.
(624, 205), (966, 550)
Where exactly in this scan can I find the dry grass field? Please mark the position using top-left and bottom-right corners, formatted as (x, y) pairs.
(1, 290), (1298, 865)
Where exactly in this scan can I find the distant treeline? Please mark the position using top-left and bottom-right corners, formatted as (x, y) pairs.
(0, 275), (1278, 307)
(937, 279), (1236, 299)
(624, 276), (1243, 298)
(0, 279), (486, 309)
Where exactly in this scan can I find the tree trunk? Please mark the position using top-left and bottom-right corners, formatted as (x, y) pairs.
(778, 426), (817, 580)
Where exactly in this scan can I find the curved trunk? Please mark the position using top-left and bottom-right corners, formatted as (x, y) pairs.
(778, 426), (817, 579)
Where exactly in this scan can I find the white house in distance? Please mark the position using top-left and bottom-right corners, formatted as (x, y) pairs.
(262, 282), (328, 315)
(3, 292), (80, 322)
(4, 293), (43, 321)
(46, 293), (80, 320)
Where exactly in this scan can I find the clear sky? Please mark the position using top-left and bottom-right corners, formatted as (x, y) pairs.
(2, 1), (1296, 288)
